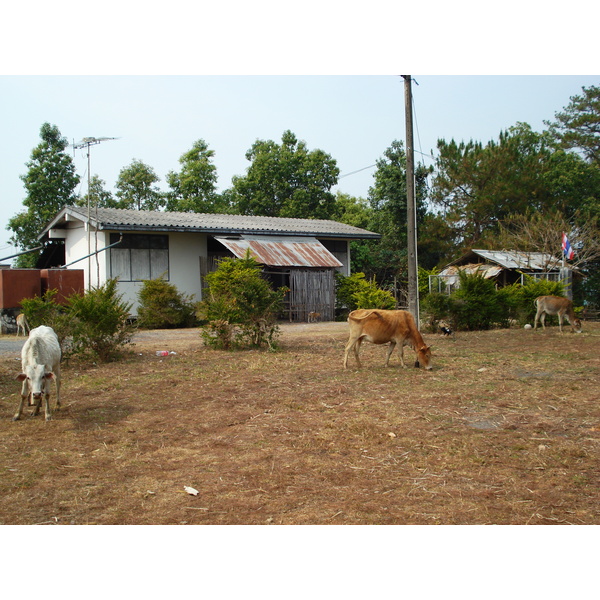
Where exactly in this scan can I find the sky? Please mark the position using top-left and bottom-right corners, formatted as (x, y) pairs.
(1, 74), (599, 259)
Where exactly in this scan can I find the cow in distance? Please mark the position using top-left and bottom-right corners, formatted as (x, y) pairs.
(534, 296), (582, 334)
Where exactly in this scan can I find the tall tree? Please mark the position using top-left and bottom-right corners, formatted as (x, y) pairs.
(75, 175), (119, 208)
(430, 123), (597, 252)
(545, 85), (600, 165)
(230, 130), (339, 219)
(364, 140), (431, 283)
(165, 139), (224, 213)
(8, 123), (80, 266)
(115, 159), (165, 211)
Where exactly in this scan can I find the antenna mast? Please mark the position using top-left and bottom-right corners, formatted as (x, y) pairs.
(72, 137), (118, 288)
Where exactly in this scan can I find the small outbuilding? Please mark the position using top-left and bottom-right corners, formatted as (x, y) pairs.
(432, 249), (577, 294)
(38, 206), (381, 321)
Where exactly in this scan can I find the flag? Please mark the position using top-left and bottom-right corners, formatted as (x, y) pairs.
(562, 232), (575, 260)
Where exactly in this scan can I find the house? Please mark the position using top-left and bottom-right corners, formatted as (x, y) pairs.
(432, 249), (577, 295)
(38, 206), (381, 321)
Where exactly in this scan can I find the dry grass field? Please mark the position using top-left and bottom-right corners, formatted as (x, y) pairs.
(1, 320), (599, 525)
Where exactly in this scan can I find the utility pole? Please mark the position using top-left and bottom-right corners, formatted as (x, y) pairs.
(403, 75), (419, 327)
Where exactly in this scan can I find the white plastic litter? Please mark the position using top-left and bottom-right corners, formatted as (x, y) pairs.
(184, 486), (199, 496)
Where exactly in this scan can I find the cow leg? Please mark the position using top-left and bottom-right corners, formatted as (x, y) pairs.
(540, 312), (546, 330)
(557, 311), (564, 333)
(344, 336), (359, 369)
(44, 392), (52, 421)
(384, 341), (396, 367)
(54, 369), (61, 409)
(13, 393), (29, 421)
(352, 337), (364, 368)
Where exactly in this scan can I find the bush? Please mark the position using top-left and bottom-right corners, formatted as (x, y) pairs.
(19, 289), (72, 347)
(66, 279), (136, 362)
(336, 272), (396, 317)
(335, 272), (367, 314)
(352, 283), (396, 310)
(421, 291), (453, 332)
(198, 255), (286, 350)
(137, 278), (197, 329)
(448, 271), (504, 331)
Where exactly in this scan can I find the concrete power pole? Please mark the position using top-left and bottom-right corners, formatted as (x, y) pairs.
(403, 75), (419, 327)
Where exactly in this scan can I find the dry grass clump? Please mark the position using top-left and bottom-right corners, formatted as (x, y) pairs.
(0, 321), (598, 524)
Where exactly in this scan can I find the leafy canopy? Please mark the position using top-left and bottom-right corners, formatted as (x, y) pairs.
(8, 123), (80, 266)
(230, 130), (339, 219)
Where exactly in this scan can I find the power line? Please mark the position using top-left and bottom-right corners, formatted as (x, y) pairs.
(339, 164), (377, 179)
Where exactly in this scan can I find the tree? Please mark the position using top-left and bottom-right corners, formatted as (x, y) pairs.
(75, 175), (120, 208)
(364, 140), (431, 283)
(430, 123), (600, 253)
(545, 85), (600, 165)
(8, 123), (80, 266)
(115, 159), (165, 210)
(165, 139), (225, 213)
(230, 130), (339, 219)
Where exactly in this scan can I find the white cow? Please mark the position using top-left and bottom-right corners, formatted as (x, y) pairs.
(14, 325), (62, 422)
(534, 295), (582, 334)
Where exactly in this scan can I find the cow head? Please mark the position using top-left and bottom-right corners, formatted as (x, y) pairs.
(414, 345), (433, 370)
(572, 318), (582, 333)
(17, 366), (55, 401)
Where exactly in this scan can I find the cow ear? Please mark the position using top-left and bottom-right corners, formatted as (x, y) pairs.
(16, 373), (27, 382)
(44, 372), (55, 381)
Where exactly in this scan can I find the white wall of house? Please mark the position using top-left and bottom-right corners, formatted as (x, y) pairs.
(61, 222), (103, 289)
(101, 231), (207, 316)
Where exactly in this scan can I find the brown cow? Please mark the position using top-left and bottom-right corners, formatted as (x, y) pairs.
(344, 309), (432, 370)
(534, 295), (582, 333)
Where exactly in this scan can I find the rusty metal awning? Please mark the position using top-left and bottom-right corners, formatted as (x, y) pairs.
(214, 235), (343, 268)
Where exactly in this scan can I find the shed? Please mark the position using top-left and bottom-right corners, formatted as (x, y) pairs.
(433, 249), (576, 293)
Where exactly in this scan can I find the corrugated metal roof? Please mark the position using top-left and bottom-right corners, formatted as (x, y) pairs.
(450, 249), (561, 271)
(215, 236), (343, 268)
(42, 206), (380, 240)
(439, 263), (503, 280)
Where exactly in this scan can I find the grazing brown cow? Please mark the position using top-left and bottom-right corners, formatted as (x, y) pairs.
(344, 309), (432, 370)
(534, 295), (582, 333)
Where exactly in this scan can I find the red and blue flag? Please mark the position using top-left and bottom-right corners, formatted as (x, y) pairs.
(562, 232), (575, 260)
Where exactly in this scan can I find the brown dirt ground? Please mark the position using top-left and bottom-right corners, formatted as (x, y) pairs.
(1, 320), (599, 525)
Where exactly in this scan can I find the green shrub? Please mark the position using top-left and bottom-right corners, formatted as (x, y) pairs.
(19, 289), (73, 349)
(336, 272), (396, 316)
(352, 282), (396, 310)
(137, 278), (197, 329)
(421, 291), (453, 331)
(66, 278), (136, 362)
(449, 271), (504, 331)
(335, 272), (368, 313)
(198, 255), (286, 350)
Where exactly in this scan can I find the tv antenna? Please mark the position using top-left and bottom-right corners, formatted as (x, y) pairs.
(71, 136), (119, 288)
